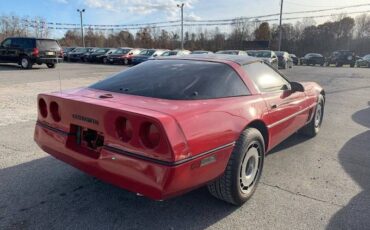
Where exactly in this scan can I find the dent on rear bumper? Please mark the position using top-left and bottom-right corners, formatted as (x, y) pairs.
(34, 122), (234, 200)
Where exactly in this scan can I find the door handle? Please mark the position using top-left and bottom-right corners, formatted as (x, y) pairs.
(271, 104), (277, 109)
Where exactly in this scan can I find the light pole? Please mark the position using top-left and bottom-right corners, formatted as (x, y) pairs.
(278, 0), (283, 51)
(177, 3), (184, 50)
(77, 9), (85, 47)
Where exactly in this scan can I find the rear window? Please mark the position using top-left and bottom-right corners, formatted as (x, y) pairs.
(90, 60), (250, 100)
(36, 40), (60, 50)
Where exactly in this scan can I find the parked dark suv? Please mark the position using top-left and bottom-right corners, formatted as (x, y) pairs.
(301, 53), (325, 66)
(326, 50), (356, 67)
(0, 37), (63, 69)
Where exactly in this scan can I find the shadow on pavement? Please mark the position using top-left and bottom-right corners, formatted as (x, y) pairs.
(326, 102), (370, 229)
(0, 64), (46, 71)
(0, 156), (238, 230)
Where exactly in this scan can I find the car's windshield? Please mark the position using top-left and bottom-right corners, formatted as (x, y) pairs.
(73, 48), (88, 53)
(90, 60), (250, 100)
(216, 50), (238, 55)
(254, 51), (271, 58)
(95, 48), (109, 53)
(114, 49), (131, 54)
(275, 51), (284, 56)
(364, 55), (370, 60)
(139, 49), (156, 56)
(192, 51), (208, 54)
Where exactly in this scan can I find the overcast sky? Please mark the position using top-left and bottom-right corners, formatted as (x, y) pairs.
(1, 0), (370, 27)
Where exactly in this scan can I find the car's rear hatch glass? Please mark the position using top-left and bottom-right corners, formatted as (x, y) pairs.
(36, 40), (60, 51)
(89, 59), (250, 100)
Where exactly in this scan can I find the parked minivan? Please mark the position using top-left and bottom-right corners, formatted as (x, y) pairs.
(0, 37), (63, 69)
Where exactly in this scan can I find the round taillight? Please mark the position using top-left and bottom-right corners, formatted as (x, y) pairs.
(38, 98), (47, 118)
(116, 117), (133, 142)
(50, 101), (61, 122)
(140, 122), (161, 149)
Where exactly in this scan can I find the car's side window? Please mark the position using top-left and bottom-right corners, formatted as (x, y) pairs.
(243, 62), (289, 93)
(2, 39), (11, 48)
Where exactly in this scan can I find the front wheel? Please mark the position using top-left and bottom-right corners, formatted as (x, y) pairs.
(123, 58), (129, 65)
(207, 128), (265, 205)
(300, 95), (324, 137)
(103, 57), (108, 64)
(46, 63), (56, 68)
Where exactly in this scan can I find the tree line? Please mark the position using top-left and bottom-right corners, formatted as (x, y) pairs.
(1, 14), (370, 56)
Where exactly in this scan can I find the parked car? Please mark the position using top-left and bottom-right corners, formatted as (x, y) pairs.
(81, 48), (99, 62)
(253, 50), (278, 69)
(107, 48), (141, 65)
(355, 54), (370, 68)
(290, 54), (299, 65)
(160, 50), (191, 56)
(87, 48), (116, 64)
(131, 49), (167, 65)
(0, 37), (63, 69)
(275, 51), (293, 69)
(216, 50), (248, 55)
(191, 50), (213, 54)
(63, 47), (76, 61)
(246, 50), (257, 56)
(300, 53), (325, 66)
(34, 55), (325, 205)
(68, 47), (95, 62)
(326, 50), (356, 67)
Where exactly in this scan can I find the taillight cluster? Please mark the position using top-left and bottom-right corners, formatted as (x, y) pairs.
(116, 117), (162, 149)
(32, 48), (39, 57)
(38, 98), (61, 122)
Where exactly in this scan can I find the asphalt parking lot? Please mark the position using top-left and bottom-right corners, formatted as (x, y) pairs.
(0, 63), (369, 230)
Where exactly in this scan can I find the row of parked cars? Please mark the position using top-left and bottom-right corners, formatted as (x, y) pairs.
(1, 36), (369, 69)
(63, 47), (213, 65)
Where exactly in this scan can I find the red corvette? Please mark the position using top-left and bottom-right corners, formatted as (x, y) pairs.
(34, 55), (325, 205)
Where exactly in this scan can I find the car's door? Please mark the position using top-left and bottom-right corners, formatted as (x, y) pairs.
(7, 38), (21, 62)
(243, 62), (309, 149)
(0, 38), (12, 62)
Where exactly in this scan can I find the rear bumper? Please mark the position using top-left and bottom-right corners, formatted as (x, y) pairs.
(34, 122), (233, 200)
(35, 57), (63, 64)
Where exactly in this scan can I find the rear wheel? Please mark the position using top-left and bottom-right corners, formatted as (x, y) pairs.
(207, 128), (264, 205)
(300, 95), (324, 137)
(20, 56), (32, 69)
(46, 63), (55, 68)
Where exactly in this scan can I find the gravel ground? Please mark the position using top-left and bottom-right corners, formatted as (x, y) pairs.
(0, 62), (369, 230)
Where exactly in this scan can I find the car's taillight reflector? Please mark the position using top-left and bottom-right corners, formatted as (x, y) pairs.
(116, 117), (133, 142)
(38, 98), (47, 118)
(50, 101), (61, 122)
(32, 48), (39, 57)
(140, 122), (161, 149)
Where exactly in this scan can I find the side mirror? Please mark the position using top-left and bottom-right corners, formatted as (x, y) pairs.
(281, 84), (292, 91)
(290, 82), (304, 92)
(153, 54), (158, 57)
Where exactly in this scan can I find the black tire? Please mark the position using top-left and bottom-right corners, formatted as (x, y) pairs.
(335, 62), (341, 67)
(20, 56), (32, 69)
(207, 128), (265, 206)
(123, 58), (129, 65)
(103, 57), (108, 64)
(350, 63), (355, 68)
(46, 63), (56, 68)
(300, 95), (325, 137)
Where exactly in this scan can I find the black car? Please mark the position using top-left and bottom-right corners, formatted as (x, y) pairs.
(326, 50), (356, 67)
(0, 37), (62, 69)
(63, 47), (76, 61)
(68, 47), (95, 62)
(88, 48), (116, 64)
(275, 51), (293, 69)
(81, 48), (98, 62)
(301, 53), (325, 66)
(290, 54), (299, 65)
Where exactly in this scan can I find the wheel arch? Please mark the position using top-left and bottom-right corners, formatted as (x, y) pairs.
(245, 120), (269, 153)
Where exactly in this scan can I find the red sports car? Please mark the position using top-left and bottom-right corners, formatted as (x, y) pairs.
(34, 55), (325, 205)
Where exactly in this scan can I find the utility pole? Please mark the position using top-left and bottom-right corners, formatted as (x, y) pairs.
(278, 0), (283, 51)
(177, 3), (184, 50)
(77, 9), (85, 47)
